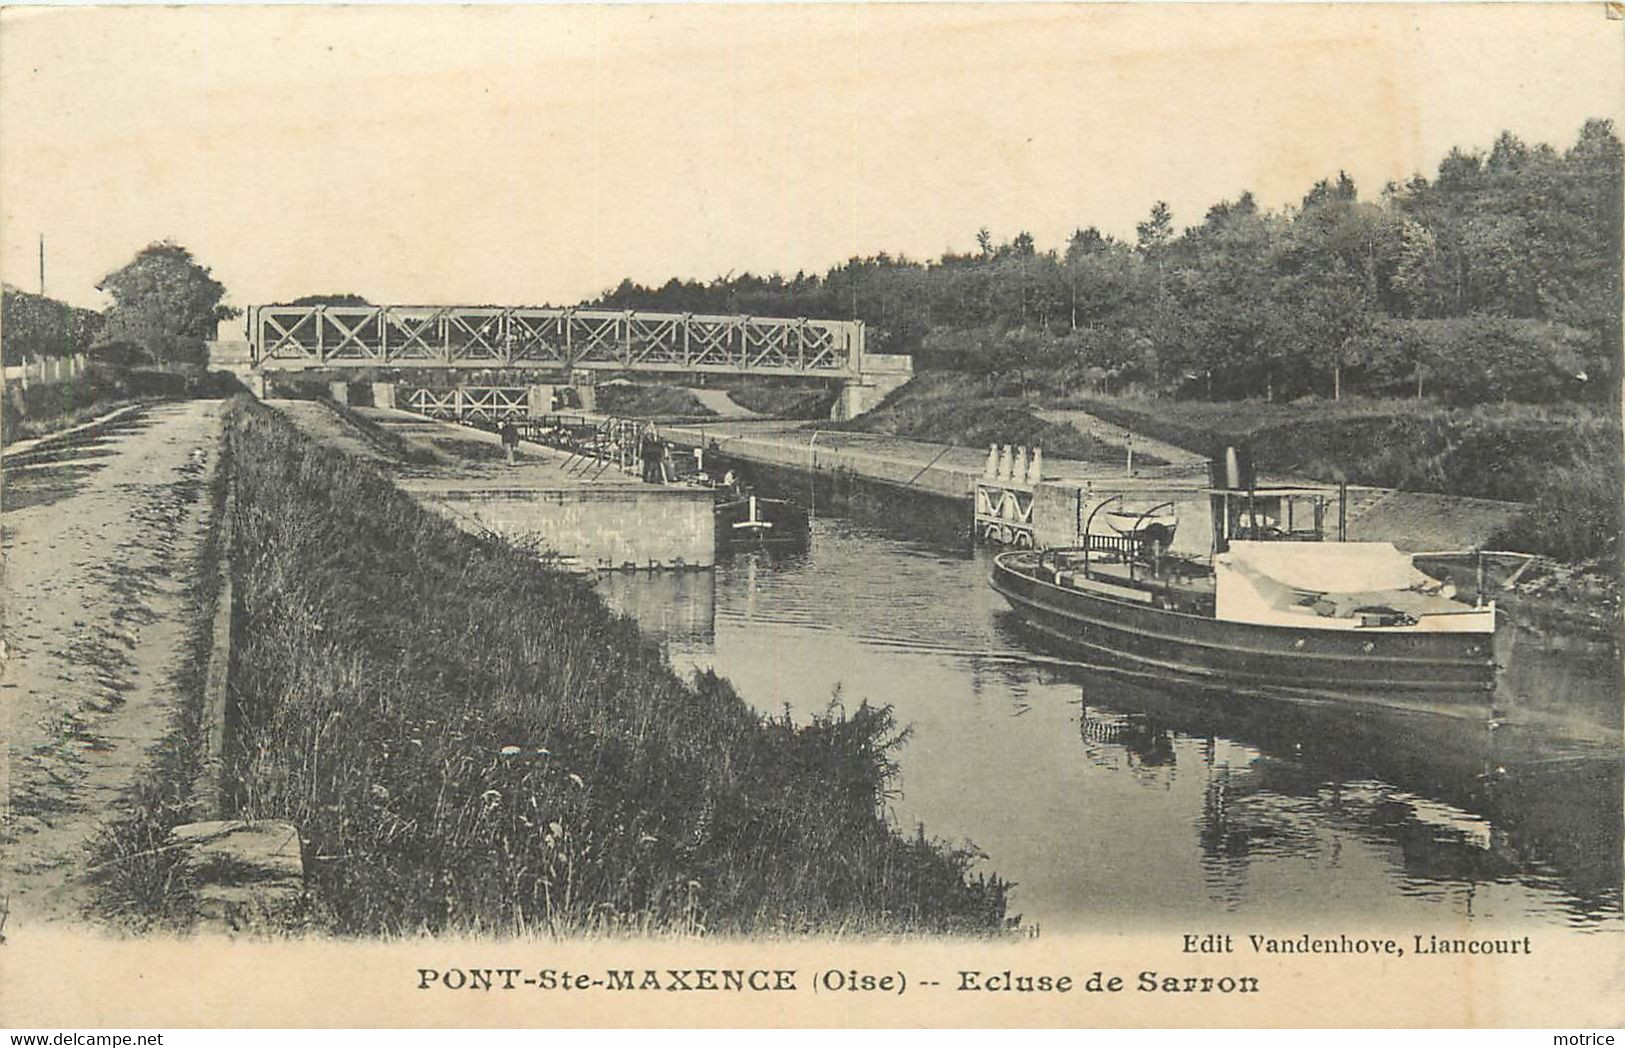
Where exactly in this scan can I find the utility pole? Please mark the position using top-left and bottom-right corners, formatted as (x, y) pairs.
(39, 234), (46, 296)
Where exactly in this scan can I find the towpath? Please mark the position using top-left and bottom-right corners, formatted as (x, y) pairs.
(687, 388), (759, 419)
(1034, 407), (1207, 468)
(1, 400), (225, 926)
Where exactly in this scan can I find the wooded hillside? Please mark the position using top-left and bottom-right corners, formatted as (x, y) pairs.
(593, 122), (1622, 407)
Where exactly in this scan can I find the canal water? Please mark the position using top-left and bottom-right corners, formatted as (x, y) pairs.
(595, 478), (1623, 936)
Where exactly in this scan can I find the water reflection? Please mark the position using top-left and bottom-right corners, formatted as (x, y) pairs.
(1079, 706), (1177, 775)
(595, 509), (1623, 933)
(594, 569), (717, 647)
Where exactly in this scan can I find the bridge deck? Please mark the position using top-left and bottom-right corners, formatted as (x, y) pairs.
(248, 304), (866, 378)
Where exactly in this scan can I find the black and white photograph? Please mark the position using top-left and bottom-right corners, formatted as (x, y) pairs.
(0, 2), (1619, 1031)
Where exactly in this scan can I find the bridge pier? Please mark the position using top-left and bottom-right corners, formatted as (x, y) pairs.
(829, 354), (914, 421)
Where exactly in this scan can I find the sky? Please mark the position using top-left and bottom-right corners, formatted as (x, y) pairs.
(1, 3), (1621, 329)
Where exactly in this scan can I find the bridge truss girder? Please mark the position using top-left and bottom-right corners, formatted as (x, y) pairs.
(248, 305), (865, 378)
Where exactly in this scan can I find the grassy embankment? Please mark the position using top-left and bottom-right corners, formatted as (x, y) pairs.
(830, 371), (1166, 466)
(595, 383), (715, 419)
(578, 378), (837, 420)
(99, 396), (1009, 936)
(719, 379), (839, 419)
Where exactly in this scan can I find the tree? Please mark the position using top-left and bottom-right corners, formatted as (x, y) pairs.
(1135, 201), (1174, 253)
(1391, 219), (1444, 319)
(1275, 257), (1376, 399)
(1170, 194), (1279, 397)
(1064, 227), (1112, 330)
(289, 293), (373, 306)
(97, 242), (239, 365)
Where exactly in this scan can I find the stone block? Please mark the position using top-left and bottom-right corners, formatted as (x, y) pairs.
(171, 820), (305, 931)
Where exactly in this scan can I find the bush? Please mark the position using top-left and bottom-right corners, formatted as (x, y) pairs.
(1491, 463), (1622, 563)
(1350, 317), (1598, 406)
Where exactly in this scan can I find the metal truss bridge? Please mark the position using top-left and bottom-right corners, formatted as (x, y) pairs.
(247, 304), (866, 378)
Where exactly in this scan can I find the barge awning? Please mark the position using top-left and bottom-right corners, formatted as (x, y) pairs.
(1220, 540), (1432, 593)
(1215, 541), (1490, 631)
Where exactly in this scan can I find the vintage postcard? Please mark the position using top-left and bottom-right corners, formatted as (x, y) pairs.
(0, 2), (1620, 1030)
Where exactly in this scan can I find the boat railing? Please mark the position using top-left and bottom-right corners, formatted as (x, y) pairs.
(1085, 533), (1143, 559)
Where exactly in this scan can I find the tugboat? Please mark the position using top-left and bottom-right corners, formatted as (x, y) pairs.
(679, 442), (811, 550)
(989, 448), (1505, 707)
(713, 489), (811, 548)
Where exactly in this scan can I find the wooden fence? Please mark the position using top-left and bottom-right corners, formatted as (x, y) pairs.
(2, 354), (88, 388)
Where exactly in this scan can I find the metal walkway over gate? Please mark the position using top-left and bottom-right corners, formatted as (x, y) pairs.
(247, 304), (866, 377)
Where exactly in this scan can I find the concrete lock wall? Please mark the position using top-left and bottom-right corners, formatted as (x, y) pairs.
(423, 487), (716, 569)
(706, 432), (972, 499)
(1031, 484), (1083, 548)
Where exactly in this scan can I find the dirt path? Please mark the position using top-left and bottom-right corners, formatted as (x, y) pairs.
(1034, 407), (1207, 467)
(1, 399), (224, 927)
(688, 388), (759, 419)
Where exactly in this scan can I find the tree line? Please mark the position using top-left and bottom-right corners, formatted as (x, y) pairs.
(593, 121), (1622, 406)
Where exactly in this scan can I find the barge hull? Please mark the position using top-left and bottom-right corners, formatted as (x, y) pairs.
(990, 562), (1498, 702)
